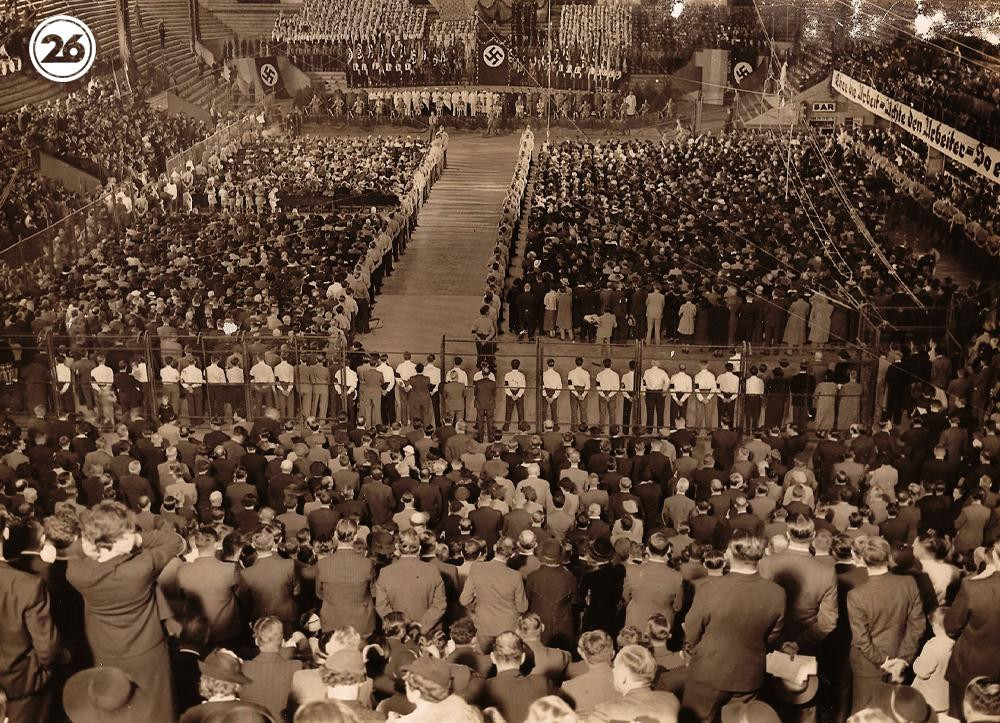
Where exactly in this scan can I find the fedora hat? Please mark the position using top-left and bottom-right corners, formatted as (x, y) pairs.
(590, 537), (614, 563)
(537, 538), (565, 566)
(63, 667), (153, 723)
(400, 656), (452, 689)
(199, 649), (252, 685)
(767, 672), (819, 705)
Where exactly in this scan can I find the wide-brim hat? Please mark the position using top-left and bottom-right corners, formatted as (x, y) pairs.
(199, 649), (252, 684)
(537, 538), (564, 566)
(590, 537), (614, 563)
(63, 667), (154, 723)
(767, 672), (819, 705)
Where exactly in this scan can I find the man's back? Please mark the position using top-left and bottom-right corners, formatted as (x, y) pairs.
(623, 560), (683, 629)
(460, 559), (528, 637)
(586, 687), (680, 723)
(241, 651), (302, 721)
(175, 556), (240, 643)
(0, 561), (60, 701)
(238, 555), (298, 623)
(481, 669), (552, 723)
(684, 573), (785, 693)
(375, 556), (446, 631)
(847, 573), (925, 678)
(559, 662), (618, 715)
(316, 548), (375, 636)
(757, 548), (838, 651)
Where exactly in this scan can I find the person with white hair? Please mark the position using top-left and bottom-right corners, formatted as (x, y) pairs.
(585, 644), (680, 722)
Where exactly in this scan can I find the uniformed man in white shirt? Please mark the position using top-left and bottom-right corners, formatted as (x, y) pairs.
(642, 360), (669, 433)
(567, 356), (591, 427)
(160, 356), (182, 417)
(502, 358), (527, 432)
(55, 354), (74, 413)
(595, 358), (621, 432)
(180, 359), (206, 422)
(448, 357), (469, 387)
(225, 356), (246, 420)
(395, 351), (417, 425)
(542, 358), (562, 427)
(743, 365), (765, 432)
(669, 363), (693, 427)
(424, 354), (442, 426)
(620, 360), (637, 434)
(91, 354), (116, 426)
(249, 355), (276, 417)
(689, 361), (718, 433)
(274, 355), (296, 420)
(376, 353), (397, 425)
(716, 362), (741, 428)
(333, 362), (358, 423)
(205, 356), (227, 419)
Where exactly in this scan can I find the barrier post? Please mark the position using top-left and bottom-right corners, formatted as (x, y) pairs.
(340, 343), (349, 426)
(142, 332), (157, 420)
(44, 331), (60, 415)
(535, 337), (544, 433)
(634, 339), (644, 434)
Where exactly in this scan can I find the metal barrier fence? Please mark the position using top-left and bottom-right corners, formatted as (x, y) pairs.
(438, 338), (877, 437)
(164, 115), (258, 176)
(0, 332), (878, 437)
(0, 180), (132, 290)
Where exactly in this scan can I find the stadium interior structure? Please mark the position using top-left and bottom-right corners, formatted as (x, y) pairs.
(0, 0), (999, 720)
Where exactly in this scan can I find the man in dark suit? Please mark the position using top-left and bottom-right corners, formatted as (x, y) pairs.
(460, 537), (528, 651)
(681, 531), (785, 722)
(0, 519), (62, 722)
(236, 528), (300, 626)
(525, 539), (577, 651)
(374, 528), (447, 633)
(710, 419), (741, 471)
(120, 459), (156, 511)
(241, 616), (303, 721)
(360, 469), (396, 527)
(945, 538), (1000, 718)
(481, 631), (552, 723)
(307, 490), (340, 539)
(847, 536), (925, 713)
(316, 519), (376, 638)
(623, 532), (683, 630)
(757, 515), (838, 654)
(469, 497), (503, 548)
(175, 526), (241, 646)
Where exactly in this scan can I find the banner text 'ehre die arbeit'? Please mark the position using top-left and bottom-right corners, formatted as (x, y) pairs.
(832, 70), (1000, 184)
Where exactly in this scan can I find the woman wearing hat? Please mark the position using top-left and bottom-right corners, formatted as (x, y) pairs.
(178, 648), (273, 722)
(66, 501), (185, 723)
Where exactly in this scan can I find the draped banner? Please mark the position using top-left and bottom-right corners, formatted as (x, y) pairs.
(832, 70), (1000, 184)
(477, 40), (511, 85)
(730, 47), (756, 86)
(254, 55), (288, 98)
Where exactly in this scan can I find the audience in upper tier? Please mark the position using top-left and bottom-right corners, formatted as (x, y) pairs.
(838, 37), (1000, 146)
(0, 78), (210, 248)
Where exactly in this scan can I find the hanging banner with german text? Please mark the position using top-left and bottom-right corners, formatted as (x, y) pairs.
(832, 70), (1000, 184)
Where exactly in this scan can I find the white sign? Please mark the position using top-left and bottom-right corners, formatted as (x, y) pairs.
(812, 101), (836, 113)
(29, 14), (96, 82)
(832, 70), (1000, 184)
(259, 62), (279, 87)
(482, 44), (506, 68)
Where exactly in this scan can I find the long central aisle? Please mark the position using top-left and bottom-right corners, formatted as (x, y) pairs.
(363, 133), (521, 353)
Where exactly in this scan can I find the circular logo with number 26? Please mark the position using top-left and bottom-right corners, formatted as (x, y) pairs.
(29, 15), (96, 82)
